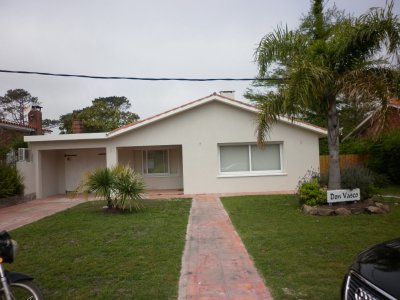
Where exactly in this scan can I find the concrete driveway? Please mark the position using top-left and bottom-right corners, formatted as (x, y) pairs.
(0, 196), (87, 231)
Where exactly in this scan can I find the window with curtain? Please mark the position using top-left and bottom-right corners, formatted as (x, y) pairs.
(143, 150), (169, 175)
(219, 143), (282, 174)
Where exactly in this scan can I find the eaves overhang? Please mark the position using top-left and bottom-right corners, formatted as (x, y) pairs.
(0, 122), (35, 133)
(24, 132), (107, 142)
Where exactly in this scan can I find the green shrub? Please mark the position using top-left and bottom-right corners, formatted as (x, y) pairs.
(77, 165), (145, 211)
(113, 165), (145, 211)
(319, 137), (328, 155)
(10, 135), (28, 150)
(340, 138), (371, 154)
(367, 130), (400, 184)
(0, 141), (10, 162)
(297, 174), (327, 206)
(0, 164), (24, 198)
(341, 165), (377, 200)
(372, 172), (391, 188)
(79, 167), (115, 208)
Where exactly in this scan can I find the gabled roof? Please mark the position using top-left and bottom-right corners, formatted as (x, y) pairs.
(343, 99), (400, 141)
(26, 93), (327, 142)
(0, 118), (53, 135)
(0, 119), (35, 133)
(106, 93), (327, 138)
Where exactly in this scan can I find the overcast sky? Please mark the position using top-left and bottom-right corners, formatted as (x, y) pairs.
(1, 0), (398, 126)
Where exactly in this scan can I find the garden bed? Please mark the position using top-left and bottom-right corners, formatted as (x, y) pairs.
(302, 198), (397, 216)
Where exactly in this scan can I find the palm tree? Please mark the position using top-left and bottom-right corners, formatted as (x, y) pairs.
(246, 0), (399, 189)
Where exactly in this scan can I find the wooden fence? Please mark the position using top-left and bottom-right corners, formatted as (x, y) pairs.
(320, 154), (366, 175)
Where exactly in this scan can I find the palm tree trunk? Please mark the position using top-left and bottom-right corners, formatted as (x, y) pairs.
(327, 96), (341, 189)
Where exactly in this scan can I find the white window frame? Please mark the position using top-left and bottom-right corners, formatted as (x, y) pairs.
(218, 143), (285, 177)
(18, 148), (32, 162)
(142, 149), (170, 176)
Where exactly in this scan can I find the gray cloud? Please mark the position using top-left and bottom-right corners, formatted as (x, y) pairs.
(0, 0), (397, 123)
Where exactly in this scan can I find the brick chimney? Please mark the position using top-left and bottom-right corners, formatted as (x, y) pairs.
(219, 90), (235, 99)
(28, 105), (43, 135)
(72, 119), (83, 133)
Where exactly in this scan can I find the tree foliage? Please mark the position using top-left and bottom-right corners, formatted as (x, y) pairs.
(0, 164), (24, 198)
(59, 96), (139, 133)
(246, 0), (400, 189)
(0, 89), (39, 125)
(42, 118), (60, 129)
(0, 134), (26, 163)
(366, 130), (400, 184)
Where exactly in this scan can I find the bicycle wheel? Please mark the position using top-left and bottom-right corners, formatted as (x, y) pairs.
(8, 280), (43, 300)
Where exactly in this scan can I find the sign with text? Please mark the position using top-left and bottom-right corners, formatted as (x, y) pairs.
(327, 189), (360, 203)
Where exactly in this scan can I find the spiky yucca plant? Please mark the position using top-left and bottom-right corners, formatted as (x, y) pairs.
(76, 165), (145, 211)
(113, 165), (145, 211)
(77, 167), (115, 208)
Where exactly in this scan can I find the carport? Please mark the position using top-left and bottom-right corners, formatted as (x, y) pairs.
(37, 148), (106, 197)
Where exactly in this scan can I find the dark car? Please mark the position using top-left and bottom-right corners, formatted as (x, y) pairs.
(342, 238), (400, 300)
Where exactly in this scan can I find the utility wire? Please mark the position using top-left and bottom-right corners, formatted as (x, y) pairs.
(0, 69), (277, 82)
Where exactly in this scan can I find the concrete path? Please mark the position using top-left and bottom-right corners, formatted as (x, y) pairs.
(178, 195), (273, 300)
(0, 196), (86, 231)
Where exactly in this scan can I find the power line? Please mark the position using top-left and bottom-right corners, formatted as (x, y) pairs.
(0, 69), (274, 81)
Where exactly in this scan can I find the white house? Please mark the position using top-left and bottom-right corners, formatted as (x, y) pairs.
(20, 92), (327, 199)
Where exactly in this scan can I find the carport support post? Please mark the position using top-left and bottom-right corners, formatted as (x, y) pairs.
(106, 146), (118, 168)
(35, 149), (43, 199)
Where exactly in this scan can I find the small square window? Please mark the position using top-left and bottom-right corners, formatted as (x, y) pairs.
(143, 150), (169, 175)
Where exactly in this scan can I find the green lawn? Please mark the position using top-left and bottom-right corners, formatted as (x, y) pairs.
(8, 199), (191, 300)
(222, 195), (400, 300)
(378, 184), (400, 196)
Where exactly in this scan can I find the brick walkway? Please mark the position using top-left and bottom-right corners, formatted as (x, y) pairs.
(178, 195), (273, 300)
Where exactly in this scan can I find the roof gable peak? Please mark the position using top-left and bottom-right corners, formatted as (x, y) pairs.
(107, 93), (257, 137)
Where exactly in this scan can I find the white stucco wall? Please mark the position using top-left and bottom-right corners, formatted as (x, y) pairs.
(40, 150), (64, 197)
(17, 161), (35, 196)
(110, 101), (321, 194)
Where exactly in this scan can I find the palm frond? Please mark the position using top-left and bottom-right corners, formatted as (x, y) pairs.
(339, 66), (399, 103)
(335, 1), (400, 72)
(286, 59), (333, 109)
(368, 104), (390, 137)
(113, 165), (145, 211)
(74, 165), (145, 211)
(248, 91), (284, 144)
(256, 26), (308, 77)
(74, 167), (114, 203)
